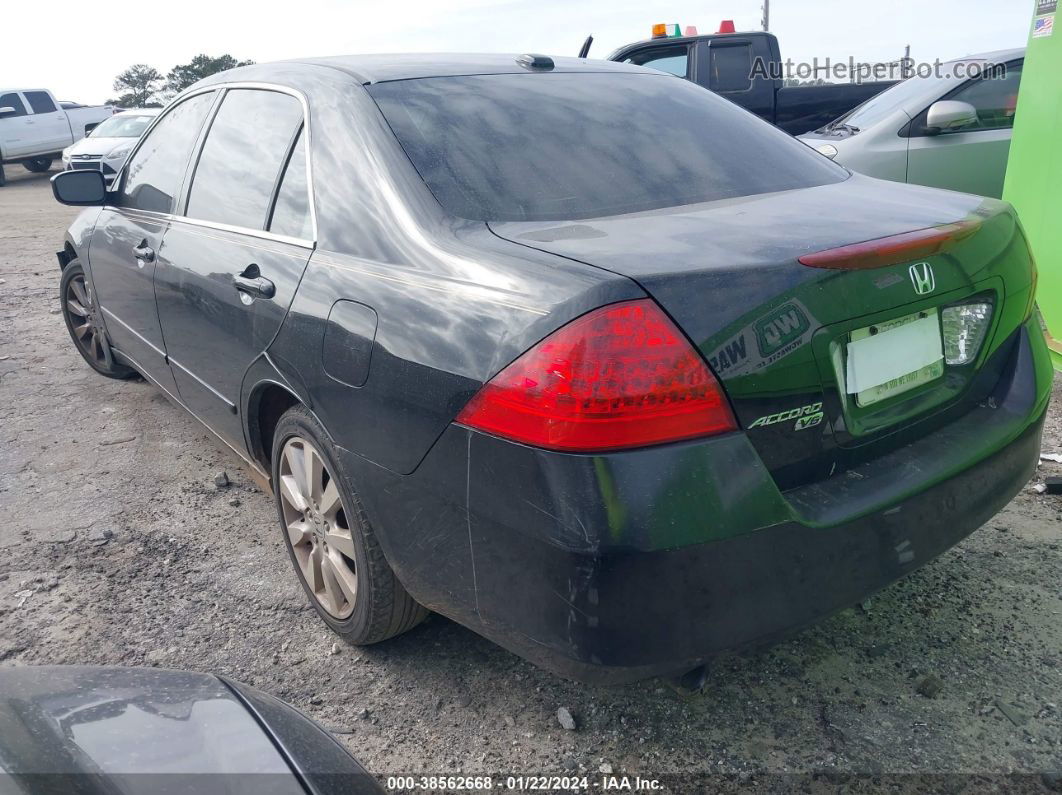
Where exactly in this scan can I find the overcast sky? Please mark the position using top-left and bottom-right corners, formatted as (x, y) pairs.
(4, 0), (1034, 103)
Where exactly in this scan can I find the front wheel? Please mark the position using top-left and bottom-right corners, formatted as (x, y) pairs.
(272, 405), (428, 644)
(60, 261), (136, 379)
(22, 157), (53, 173)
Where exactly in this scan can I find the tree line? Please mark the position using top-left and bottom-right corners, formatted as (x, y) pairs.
(109, 54), (254, 107)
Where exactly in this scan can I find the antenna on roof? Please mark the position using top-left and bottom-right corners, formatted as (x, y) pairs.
(578, 35), (593, 58)
(516, 54), (555, 70)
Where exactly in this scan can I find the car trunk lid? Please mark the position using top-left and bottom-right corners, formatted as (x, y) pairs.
(489, 176), (1035, 490)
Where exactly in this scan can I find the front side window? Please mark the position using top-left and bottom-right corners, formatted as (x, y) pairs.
(370, 72), (847, 222)
(24, 91), (58, 114)
(0, 93), (28, 117)
(186, 89), (303, 230)
(943, 60), (1023, 131)
(623, 46), (689, 78)
(120, 92), (214, 214)
(904, 60), (1024, 137)
(268, 129), (312, 240)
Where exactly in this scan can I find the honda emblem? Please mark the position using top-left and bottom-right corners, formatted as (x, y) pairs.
(909, 262), (935, 295)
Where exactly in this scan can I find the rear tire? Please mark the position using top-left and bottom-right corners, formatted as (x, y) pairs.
(60, 260), (136, 379)
(22, 157), (53, 173)
(271, 404), (428, 645)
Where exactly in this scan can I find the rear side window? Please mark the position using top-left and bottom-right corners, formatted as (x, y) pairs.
(0, 93), (28, 117)
(187, 89), (303, 230)
(24, 91), (57, 114)
(370, 72), (847, 222)
(121, 92), (214, 214)
(268, 129), (312, 240)
(709, 44), (753, 92)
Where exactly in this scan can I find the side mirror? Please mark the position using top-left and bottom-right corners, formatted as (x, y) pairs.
(0, 106), (18, 117)
(51, 170), (107, 206)
(925, 100), (979, 135)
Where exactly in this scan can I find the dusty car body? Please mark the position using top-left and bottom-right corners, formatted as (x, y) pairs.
(51, 54), (1049, 683)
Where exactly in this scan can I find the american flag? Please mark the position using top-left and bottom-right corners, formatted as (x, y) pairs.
(1034, 16), (1054, 37)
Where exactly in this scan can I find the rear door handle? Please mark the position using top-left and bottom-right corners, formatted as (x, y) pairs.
(233, 264), (275, 300)
(132, 242), (155, 263)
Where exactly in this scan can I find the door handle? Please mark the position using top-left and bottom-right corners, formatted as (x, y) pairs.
(132, 242), (155, 263)
(233, 264), (275, 300)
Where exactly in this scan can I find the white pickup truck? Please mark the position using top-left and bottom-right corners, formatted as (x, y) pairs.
(0, 89), (115, 186)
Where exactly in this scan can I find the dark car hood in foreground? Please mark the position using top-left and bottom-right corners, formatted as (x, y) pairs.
(490, 175), (1031, 489)
(0, 666), (381, 795)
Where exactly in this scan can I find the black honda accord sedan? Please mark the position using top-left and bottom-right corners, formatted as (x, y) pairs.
(51, 54), (1049, 683)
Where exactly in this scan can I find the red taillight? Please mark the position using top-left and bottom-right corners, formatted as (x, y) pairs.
(456, 300), (736, 452)
(798, 218), (982, 270)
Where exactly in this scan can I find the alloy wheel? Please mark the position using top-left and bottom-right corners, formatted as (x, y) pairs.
(278, 436), (359, 619)
(64, 274), (112, 367)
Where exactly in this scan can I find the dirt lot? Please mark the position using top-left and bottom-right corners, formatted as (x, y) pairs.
(1, 163), (1060, 791)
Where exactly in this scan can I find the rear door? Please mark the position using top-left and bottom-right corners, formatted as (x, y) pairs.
(906, 60), (1023, 198)
(154, 87), (313, 451)
(88, 91), (216, 392)
(22, 91), (70, 152)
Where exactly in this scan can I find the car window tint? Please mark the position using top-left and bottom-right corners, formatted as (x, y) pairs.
(187, 90), (303, 230)
(623, 46), (688, 78)
(24, 91), (57, 114)
(268, 129), (312, 240)
(0, 93), (28, 117)
(120, 93), (214, 214)
(710, 44), (753, 92)
(948, 61), (1023, 131)
(370, 72), (847, 222)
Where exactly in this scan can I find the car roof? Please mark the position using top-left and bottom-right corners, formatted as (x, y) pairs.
(282, 53), (652, 84)
(114, 108), (162, 116)
(945, 47), (1025, 64)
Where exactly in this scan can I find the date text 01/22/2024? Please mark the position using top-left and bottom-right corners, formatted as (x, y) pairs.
(385, 776), (664, 791)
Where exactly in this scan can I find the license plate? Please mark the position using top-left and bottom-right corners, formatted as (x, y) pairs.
(846, 309), (944, 407)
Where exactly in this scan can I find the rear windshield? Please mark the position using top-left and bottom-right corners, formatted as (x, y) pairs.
(368, 72), (847, 222)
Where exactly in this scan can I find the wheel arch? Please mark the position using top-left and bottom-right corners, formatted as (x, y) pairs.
(246, 380), (302, 472)
(59, 241), (78, 269)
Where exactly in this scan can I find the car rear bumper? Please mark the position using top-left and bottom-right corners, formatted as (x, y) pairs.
(339, 320), (1050, 683)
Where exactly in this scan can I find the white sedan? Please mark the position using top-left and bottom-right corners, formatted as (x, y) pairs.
(62, 108), (160, 185)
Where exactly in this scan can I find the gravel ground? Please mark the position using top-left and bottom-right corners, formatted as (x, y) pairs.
(1, 163), (1060, 792)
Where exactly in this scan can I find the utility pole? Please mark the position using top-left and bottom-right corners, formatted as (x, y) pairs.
(761, 0), (770, 31)
(903, 44), (912, 79)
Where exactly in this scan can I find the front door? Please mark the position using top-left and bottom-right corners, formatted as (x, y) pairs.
(88, 91), (216, 390)
(154, 88), (313, 450)
(906, 60), (1023, 198)
(0, 93), (31, 157)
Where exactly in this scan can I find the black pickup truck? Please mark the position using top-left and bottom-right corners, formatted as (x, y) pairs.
(606, 28), (897, 135)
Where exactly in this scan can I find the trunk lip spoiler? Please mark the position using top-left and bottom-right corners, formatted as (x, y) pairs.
(798, 218), (982, 270)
